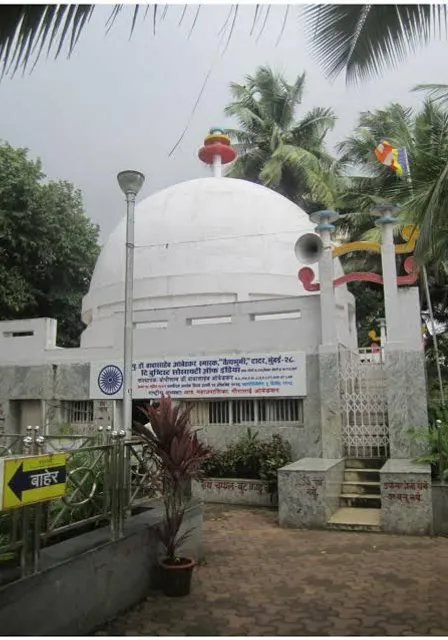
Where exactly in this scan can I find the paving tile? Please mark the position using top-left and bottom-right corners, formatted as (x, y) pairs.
(96, 504), (448, 637)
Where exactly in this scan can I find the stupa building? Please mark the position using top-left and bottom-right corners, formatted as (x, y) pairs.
(0, 129), (431, 535)
(0, 130), (356, 454)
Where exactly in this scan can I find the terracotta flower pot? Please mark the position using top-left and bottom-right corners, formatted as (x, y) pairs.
(159, 557), (195, 597)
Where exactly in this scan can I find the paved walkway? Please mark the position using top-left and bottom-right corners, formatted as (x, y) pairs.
(98, 505), (448, 636)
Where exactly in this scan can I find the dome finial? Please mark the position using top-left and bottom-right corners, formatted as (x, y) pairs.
(198, 127), (237, 177)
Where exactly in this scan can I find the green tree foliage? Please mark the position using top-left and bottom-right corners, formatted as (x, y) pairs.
(347, 282), (384, 348)
(336, 100), (448, 276)
(224, 66), (338, 212)
(0, 142), (100, 347)
(338, 101), (448, 268)
(335, 100), (448, 377)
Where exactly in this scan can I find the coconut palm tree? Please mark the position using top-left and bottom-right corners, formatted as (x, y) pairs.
(224, 65), (338, 211)
(342, 100), (448, 267)
(303, 4), (448, 84)
(336, 100), (448, 329)
(334, 99), (448, 352)
(336, 102), (413, 223)
(336, 99), (448, 264)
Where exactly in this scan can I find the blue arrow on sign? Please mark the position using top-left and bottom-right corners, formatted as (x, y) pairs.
(8, 463), (67, 500)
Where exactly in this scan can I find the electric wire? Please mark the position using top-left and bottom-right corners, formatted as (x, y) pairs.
(132, 228), (316, 250)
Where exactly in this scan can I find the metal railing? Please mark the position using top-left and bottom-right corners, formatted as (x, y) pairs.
(0, 426), (161, 580)
(357, 346), (383, 364)
(339, 346), (389, 458)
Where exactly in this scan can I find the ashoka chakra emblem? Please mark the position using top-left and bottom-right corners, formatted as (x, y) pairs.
(98, 365), (123, 395)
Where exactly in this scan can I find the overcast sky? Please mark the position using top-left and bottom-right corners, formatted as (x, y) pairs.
(0, 4), (447, 242)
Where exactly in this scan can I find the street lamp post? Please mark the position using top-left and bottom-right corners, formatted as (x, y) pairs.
(117, 170), (145, 439)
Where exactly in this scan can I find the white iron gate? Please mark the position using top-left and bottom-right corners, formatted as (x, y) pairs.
(339, 347), (389, 458)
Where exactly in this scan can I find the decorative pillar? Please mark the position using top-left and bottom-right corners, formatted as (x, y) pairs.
(378, 318), (387, 349)
(374, 205), (401, 345)
(310, 210), (342, 459)
(379, 317), (387, 359)
(310, 210), (339, 347)
(373, 205), (428, 457)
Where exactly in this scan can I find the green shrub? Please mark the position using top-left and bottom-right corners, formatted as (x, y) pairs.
(40, 447), (109, 539)
(428, 402), (448, 426)
(200, 429), (292, 494)
(409, 419), (448, 480)
(258, 434), (292, 494)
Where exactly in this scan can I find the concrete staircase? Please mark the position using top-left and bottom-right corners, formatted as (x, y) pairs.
(327, 458), (384, 532)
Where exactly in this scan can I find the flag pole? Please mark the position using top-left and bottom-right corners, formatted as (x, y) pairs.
(421, 265), (445, 406)
(402, 146), (445, 407)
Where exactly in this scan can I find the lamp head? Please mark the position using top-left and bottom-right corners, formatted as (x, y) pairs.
(117, 170), (145, 196)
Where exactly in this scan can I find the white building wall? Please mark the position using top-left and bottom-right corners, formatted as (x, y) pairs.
(0, 318), (58, 361)
(0, 296), (358, 457)
(0, 295), (357, 366)
(396, 287), (424, 350)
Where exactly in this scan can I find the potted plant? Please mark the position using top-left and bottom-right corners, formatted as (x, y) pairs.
(135, 395), (210, 597)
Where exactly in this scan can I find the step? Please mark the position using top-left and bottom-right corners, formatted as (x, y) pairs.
(327, 507), (381, 532)
(345, 447), (389, 459)
(344, 469), (381, 483)
(340, 493), (381, 509)
(345, 458), (385, 470)
(342, 481), (381, 495)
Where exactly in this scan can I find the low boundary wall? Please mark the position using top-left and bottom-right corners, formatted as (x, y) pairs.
(278, 458), (345, 528)
(192, 478), (277, 507)
(0, 501), (203, 636)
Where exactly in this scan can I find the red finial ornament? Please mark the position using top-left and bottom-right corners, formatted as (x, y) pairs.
(198, 127), (237, 173)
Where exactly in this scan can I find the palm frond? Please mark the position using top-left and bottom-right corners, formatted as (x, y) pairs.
(225, 148), (265, 182)
(337, 98), (448, 268)
(0, 4), (162, 77)
(413, 83), (448, 106)
(0, 5), (93, 76)
(278, 71), (306, 131)
(224, 97), (265, 134)
(290, 106), (337, 147)
(272, 144), (336, 208)
(259, 155), (283, 188)
(303, 4), (447, 84)
(406, 158), (448, 264)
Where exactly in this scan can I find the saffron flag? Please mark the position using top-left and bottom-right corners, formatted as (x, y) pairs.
(373, 140), (409, 176)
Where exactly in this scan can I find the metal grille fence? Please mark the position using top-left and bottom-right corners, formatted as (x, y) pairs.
(339, 346), (389, 458)
(0, 426), (161, 579)
(64, 400), (94, 425)
(192, 398), (304, 426)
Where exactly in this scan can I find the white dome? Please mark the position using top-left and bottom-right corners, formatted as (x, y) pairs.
(82, 177), (345, 332)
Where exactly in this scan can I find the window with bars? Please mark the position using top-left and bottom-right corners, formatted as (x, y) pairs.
(190, 398), (303, 426)
(64, 401), (94, 424)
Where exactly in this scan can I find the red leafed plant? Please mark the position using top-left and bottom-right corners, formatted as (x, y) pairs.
(135, 395), (211, 564)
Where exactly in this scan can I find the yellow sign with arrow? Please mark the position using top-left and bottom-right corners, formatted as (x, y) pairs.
(0, 453), (67, 510)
